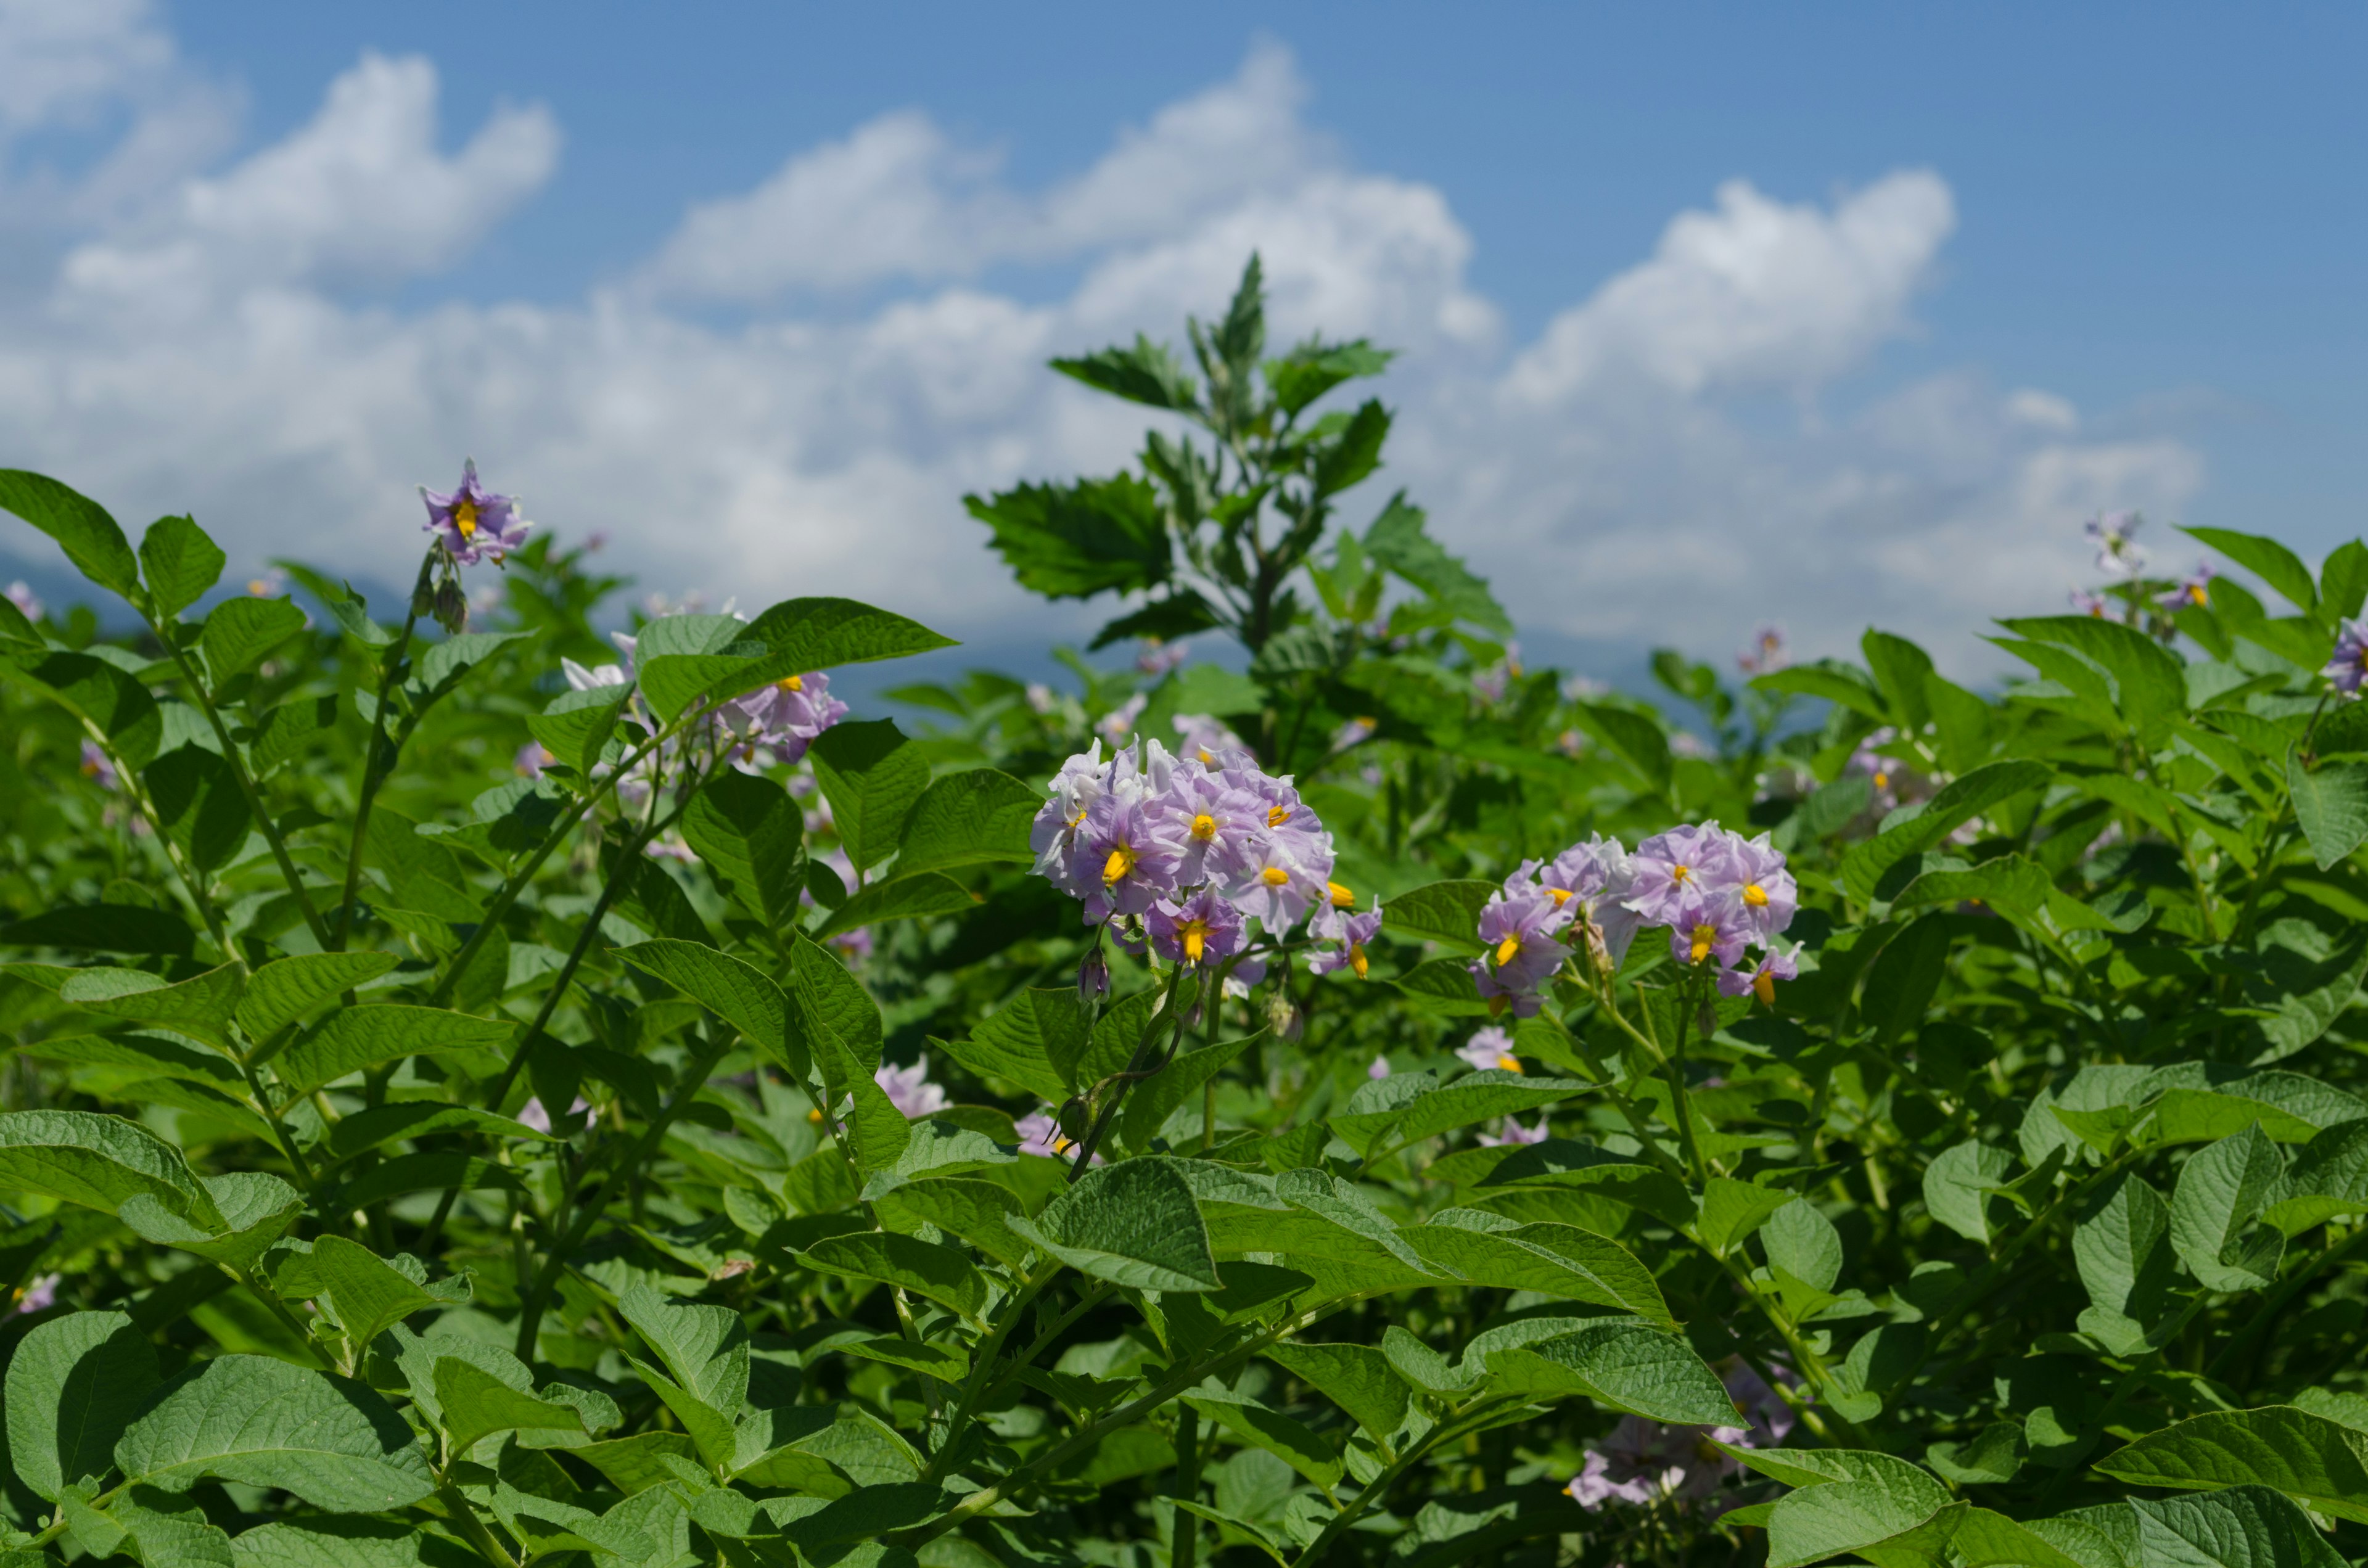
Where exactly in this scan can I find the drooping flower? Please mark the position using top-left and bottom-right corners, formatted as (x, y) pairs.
(876, 1058), (948, 1119)
(515, 742), (553, 779)
(1148, 885), (1247, 968)
(2084, 509), (2145, 578)
(1718, 944), (1800, 1006)
(1331, 715), (1377, 752)
(1468, 961), (1544, 1020)
(420, 459), (530, 565)
(13, 1275), (59, 1315)
(5, 581), (43, 622)
(1457, 1027), (1523, 1074)
(2325, 618), (2368, 697)
(78, 740), (120, 791)
(1308, 900), (1383, 979)
(1736, 624), (1789, 675)
(2070, 588), (2110, 617)
(2157, 562), (2216, 613)
(1478, 1116), (1550, 1147)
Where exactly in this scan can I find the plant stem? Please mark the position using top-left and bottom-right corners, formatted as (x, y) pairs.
(334, 551), (434, 950)
(1170, 1406), (1202, 1568)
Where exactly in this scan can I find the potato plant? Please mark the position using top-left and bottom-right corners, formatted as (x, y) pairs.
(0, 260), (2366, 1567)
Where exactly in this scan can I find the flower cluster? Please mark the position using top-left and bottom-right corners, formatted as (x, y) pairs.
(1468, 824), (1798, 1016)
(2327, 617), (2368, 697)
(1029, 740), (1360, 979)
(1566, 1360), (1794, 1513)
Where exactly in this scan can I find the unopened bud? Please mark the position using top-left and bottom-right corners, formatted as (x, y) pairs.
(1584, 919), (1612, 974)
(1056, 1097), (1092, 1144)
(1697, 999), (1718, 1038)
(1077, 949), (1109, 1000)
(432, 580), (469, 633)
(411, 579), (437, 617)
(1264, 990), (1302, 1041)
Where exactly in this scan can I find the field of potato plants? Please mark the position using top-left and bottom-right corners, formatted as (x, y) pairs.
(2, 260), (2367, 1567)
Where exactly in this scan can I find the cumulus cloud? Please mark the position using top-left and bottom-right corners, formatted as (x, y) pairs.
(0, 10), (2202, 675)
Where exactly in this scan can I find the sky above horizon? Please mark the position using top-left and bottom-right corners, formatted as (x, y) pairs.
(2, 1), (2362, 676)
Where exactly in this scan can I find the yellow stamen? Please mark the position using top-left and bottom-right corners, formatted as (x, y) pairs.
(779, 673), (804, 692)
(2187, 584), (2209, 607)
(1191, 813), (1218, 841)
(1689, 924), (1717, 964)
(1349, 945), (1367, 979)
(807, 1107), (824, 1125)
(248, 578), (270, 596)
(1267, 805), (1291, 829)
(1873, 770), (1891, 790)
(453, 498), (479, 538)
(1743, 883), (1768, 908)
(1182, 922), (1207, 963)
(1069, 807), (1087, 827)
(1103, 845), (1137, 885)
(1261, 866), (1289, 887)
(1753, 967), (1777, 1006)
(1671, 864), (1691, 884)
(1495, 934), (1522, 966)
(1547, 887), (1572, 906)
(1328, 880), (1354, 906)
(1497, 1053), (1523, 1073)
(1051, 1131), (1076, 1155)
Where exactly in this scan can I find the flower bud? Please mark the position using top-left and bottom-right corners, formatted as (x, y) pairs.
(1077, 948), (1109, 1000)
(432, 580), (469, 634)
(1056, 1096), (1092, 1144)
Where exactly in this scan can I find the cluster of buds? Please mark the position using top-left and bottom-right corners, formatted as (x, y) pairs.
(1468, 824), (1798, 1017)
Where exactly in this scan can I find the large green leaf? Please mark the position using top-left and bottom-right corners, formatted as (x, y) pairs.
(113, 1355), (434, 1511)
(0, 469), (141, 597)
(2287, 753), (2368, 871)
(2185, 527), (2320, 615)
(617, 1282), (749, 1415)
(2129, 1485), (2346, 1567)
(738, 595), (959, 678)
(143, 745), (253, 872)
(1053, 335), (1201, 411)
(224, 1516), (479, 1567)
(680, 767), (804, 928)
(202, 596), (311, 684)
(120, 1171), (303, 1270)
(1007, 1156), (1220, 1291)
(2168, 1123), (2285, 1292)
(310, 1236), (440, 1353)
(814, 872), (976, 939)
(1380, 880), (1494, 955)
(810, 719), (930, 871)
(60, 962), (244, 1049)
(0, 1109), (220, 1225)
(800, 1231), (989, 1323)
(893, 768), (1040, 878)
(1999, 617), (2189, 741)
(935, 988), (1083, 1104)
(1841, 760), (2052, 903)
(2097, 1407), (2368, 1525)
(525, 684), (632, 777)
(139, 515), (226, 616)
(5, 1309), (160, 1501)
(966, 476), (1172, 601)
(431, 1357), (585, 1459)
(3, 651), (162, 768)
(1181, 1389), (1342, 1488)
(274, 1006), (514, 1096)
(235, 952), (401, 1042)
(1262, 1342), (1410, 1442)
(615, 939), (796, 1075)
(1364, 494), (1511, 635)
(1487, 1323), (1732, 1424)
(1401, 1215), (1669, 1323)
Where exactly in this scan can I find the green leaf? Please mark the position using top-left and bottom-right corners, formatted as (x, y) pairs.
(1573, 703), (1673, 794)
(142, 745), (253, 872)
(0, 470), (141, 598)
(1487, 1323), (1733, 1424)
(801, 1231), (989, 1323)
(1380, 880), (1494, 955)
(139, 515), (226, 617)
(815, 871), (975, 939)
(61, 961), (244, 1048)
(1761, 1198), (1844, 1293)
(2186, 527), (2320, 614)
(2073, 1170), (2176, 1328)
(1999, 616), (2190, 741)
(1923, 1140), (2015, 1245)
(6, 1309), (160, 1501)
(936, 988), (1083, 1104)
(894, 768), (1039, 878)
(526, 684), (631, 777)
(234, 952), (400, 1043)
(1864, 629), (1937, 731)
(810, 718), (930, 871)
(223, 1516), (477, 1567)
(113, 1355), (434, 1511)
(617, 1281), (749, 1415)
(1313, 398), (1390, 498)
(1266, 337), (1392, 416)
(120, 1172), (303, 1270)
(1262, 1342), (1410, 1442)
(1841, 760), (2053, 902)
(1364, 493), (1511, 634)
(2, 652), (162, 768)
(0, 1108), (220, 1225)
(1388, 957), (1495, 1017)
(2131, 1485), (2346, 1568)
(2169, 1123), (2285, 1292)
(431, 1357), (585, 1458)
(1927, 1421), (2029, 1487)
(615, 938), (795, 1074)
(678, 767), (803, 928)
(201, 596), (310, 684)
(1007, 1155), (1220, 1291)
(249, 692), (338, 776)
(2097, 1407), (2368, 1525)
(1369, 1070), (1586, 1157)
(309, 1235), (439, 1352)
(967, 476), (1172, 601)
(2287, 753), (2368, 871)
(275, 1006), (514, 1096)
(2321, 540), (2368, 621)
(2266, 1122), (2368, 1234)
(1052, 335), (1201, 412)
(877, 1177), (1032, 1270)
(1764, 1484), (1951, 1568)
(1402, 1216), (1671, 1324)
(1753, 659), (1891, 721)
(1182, 1388), (1342, 1488)
(1119, 1030), (1257, 1154)
(736, 596), (958, 684)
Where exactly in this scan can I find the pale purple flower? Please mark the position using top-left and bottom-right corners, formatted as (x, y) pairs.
(1015, 1108), (1100, 1164)
(2326, 617), (2368, 697)
(1026, 683), (1058, 715)
(1562, 674), (1609, 701)
(14, 1275), (58, 1315)
(829, 927), (874, 963)
(1032, 742), (1111, 898)
(1217, 832), (1323, 935)
(1074, 787), (1186, 922)
(1625, 823), (1731, 928)
(1718, 944), (1799, 1005)
(1095, 691), (1149, 747)
(78, 740), (119, 791)
(1478, 1116), (1550, 1147)
(515, 742), (552, 779)
(583, 531), (610, 552)
(721, 671), (847, 765)
(1669, 731), (1711, 760)
(1667, 897), (1749, 972)
(1151, 767), (1268, 887)
(1307, 900), (1382, 980)
(2157, 562), (2215, 614)
(1477, 877), (1569, 994)
(1367, 1055), (1392, 1080)
(1543, 835), (1643, 969)
(1457, 1027), (1522, 1074)
(1148, 885), (1246, 968)
(1172, 712), (1246, 768)
(2084, 509), (2145, 578)
(1707, 831), (1796, 943)
(1468, 962), (1543, 1020)
(1137, 639), (1191, 676)
(1846, 730), (1908, 812)
(644, 834), (699, 864)
(517, 1096), (591, 1133)
(1222, 952), (1270, 998)
(420, 459), (530, 565)
(4, 581), (41, 622)
(2070, 588), (2111, 618)
(1736, 624), (1789, 676)
(1330, 716), (1377, 752)
(876, 1057), (948, 1119)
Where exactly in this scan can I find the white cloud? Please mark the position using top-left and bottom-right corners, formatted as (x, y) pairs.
(0, 25), (2205, 677)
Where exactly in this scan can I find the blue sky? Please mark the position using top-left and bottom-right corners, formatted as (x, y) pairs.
(3, 1), (2362, 674)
